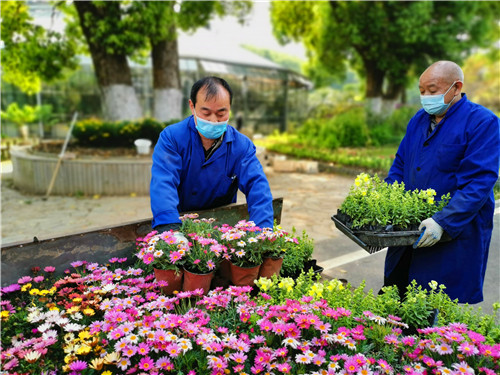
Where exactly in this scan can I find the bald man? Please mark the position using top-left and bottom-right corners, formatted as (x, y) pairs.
(383, 61), (500, 303)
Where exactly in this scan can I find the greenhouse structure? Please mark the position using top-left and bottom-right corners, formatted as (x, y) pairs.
(1, 52), (312, 138)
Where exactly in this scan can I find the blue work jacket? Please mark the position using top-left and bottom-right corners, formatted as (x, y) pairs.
(385, 94), (500, 303)
(150, 116), (274, 230)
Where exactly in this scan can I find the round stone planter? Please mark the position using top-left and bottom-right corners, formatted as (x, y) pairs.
(10, 146), (152, 196)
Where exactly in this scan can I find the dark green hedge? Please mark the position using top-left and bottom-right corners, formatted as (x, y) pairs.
(73, 117), (181, 147)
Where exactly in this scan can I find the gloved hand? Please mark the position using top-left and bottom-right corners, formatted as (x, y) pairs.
(414, 218), (443, 248)
(173, 231), (188, 245)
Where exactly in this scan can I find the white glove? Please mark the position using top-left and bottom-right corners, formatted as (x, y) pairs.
(173, 231), (188, 245)
(415, 218), (443, 248)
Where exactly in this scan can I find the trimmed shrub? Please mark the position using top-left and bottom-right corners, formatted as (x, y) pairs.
(72, 118), (181, 147)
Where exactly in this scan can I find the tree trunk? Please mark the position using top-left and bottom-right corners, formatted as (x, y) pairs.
(360, 57), (385, 114)
(151, 25), (182, 122)
(74, 2), (142, 121)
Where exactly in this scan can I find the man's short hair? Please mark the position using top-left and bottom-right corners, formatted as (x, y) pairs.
(190, 76), (233, 106)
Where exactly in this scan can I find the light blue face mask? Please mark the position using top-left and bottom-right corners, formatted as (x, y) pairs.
(420, 81), (458, 116)
(194, 112), (228, 139)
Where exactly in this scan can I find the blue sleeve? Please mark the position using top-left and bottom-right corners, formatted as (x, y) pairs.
(433, 113), (500, 238)
(237, 142), (274, 229)
(150, 129), (183, 228)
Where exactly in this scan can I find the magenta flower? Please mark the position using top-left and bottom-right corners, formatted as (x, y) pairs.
(138, 356), (154, 371)
(43, 266), (56, 273)
(143, 253), (154, 265)
(69, 360), (87, 372)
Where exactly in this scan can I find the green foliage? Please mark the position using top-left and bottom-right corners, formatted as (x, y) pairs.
(72, 117), (177, 147)
(280, 229), (314, 277)
(270, 1), (500, 99)
(0, 1), (78, 94)
(255, 133), (396, 173)
(1, 103), (39, 127)
(256, 275), (500, 342)
(339, 173), (451, 230)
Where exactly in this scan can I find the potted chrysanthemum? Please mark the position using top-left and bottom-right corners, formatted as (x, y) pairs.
(218, 220), (266, 286)
(135, 230), (187, 295)
(258, 225), (298, 279)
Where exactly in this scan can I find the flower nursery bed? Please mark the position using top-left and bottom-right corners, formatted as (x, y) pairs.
(2, 258), (499, 374)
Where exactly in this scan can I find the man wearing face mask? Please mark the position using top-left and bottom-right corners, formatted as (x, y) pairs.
(150, 76), (274, 241)
(382, 61), (499, 303)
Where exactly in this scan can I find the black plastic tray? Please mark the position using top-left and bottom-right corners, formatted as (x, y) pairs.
(331, 215), (450, 254)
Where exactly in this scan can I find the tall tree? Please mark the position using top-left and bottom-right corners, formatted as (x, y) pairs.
(72, 1), (145, 120)
(271, 1), (499, 112)
(0, 1), (77, 95)
(64, 1), (251, 121)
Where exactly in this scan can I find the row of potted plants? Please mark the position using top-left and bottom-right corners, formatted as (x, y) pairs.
(1, 258), (498, 374)
(134, 214), (306, 294)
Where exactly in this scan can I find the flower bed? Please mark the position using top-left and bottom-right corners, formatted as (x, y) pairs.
(1, 257), (499, 374)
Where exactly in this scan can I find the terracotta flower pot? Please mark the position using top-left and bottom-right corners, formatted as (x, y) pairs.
(218, 259), (232, 283)
(154, 268), (183, 295)
(183, 268), (214, 295)
(258, 257), (284, 279)
(230, 262), (261, 286)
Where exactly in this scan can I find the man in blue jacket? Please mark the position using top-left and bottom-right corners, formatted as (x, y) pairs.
(384, 61), (499, 304)
(150, 76), (274, 238)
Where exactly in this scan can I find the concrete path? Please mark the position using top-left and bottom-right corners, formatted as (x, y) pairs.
(1, 161), (498, 314)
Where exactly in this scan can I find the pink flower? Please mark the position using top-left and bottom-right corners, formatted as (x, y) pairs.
(138, 356), (154, 371)
(143, 253), (154, 265)
(169, 251), (182, 264)
(17, 276), (32, 284)
(458, 342), (479, 356)
(44, 266), (56, 273)
(436, 342), (453, 355)
(33, 276), (44, 283)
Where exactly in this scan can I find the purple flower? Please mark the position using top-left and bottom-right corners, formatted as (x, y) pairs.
(69, 360), (87, 371)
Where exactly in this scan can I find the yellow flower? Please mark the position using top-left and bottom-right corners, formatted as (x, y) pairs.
(427, 198), (434, 204)
(39, 289), (50, 296)
(76, 344), (91, 355)
(49, 306), (60, 311)
(89, 358), (104, 370)
(104, 351), (121, 364)
(72, 297), (83, 303)
(83, 308), (95, 316)
(101, 371), (112, 375)
(1, 310), (9, 319)
(78, 331), (91, 340)
(67, 306), (81, 314)
(29, 288), (40, 295)
(21, 283), (32, 292)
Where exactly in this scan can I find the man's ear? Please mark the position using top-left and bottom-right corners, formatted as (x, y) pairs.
(455, 81), (464, 93)
(189, 99), (195, 115)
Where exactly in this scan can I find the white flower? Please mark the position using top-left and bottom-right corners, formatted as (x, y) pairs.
(42, 330), (58, 340)
(64, 323), (85, 332)
(282, 337), (300, 349)
(37, 322), (53, 333)
(71, 312), (84, 321)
